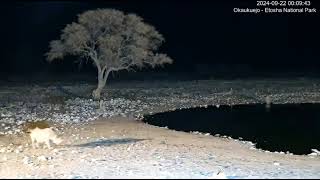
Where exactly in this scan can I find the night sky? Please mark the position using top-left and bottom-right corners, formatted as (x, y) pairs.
(0, 0), (320, 81)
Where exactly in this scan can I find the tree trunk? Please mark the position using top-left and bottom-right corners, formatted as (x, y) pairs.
(92, 79), (105, 100)
(92, 69), (110, 100)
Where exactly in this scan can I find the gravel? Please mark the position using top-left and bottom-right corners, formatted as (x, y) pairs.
(0, 79), (320, 178)
(1, 79), (320, 135)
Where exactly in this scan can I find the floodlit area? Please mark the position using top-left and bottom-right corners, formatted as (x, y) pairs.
(0, 80), (320, 178)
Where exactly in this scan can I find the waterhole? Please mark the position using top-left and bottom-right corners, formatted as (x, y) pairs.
(143, 103), (320, 155)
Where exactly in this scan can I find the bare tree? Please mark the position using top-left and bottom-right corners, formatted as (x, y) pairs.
(46, 9), (173, 99)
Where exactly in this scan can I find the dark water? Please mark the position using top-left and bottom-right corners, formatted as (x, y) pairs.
(143, 103), (320, 155)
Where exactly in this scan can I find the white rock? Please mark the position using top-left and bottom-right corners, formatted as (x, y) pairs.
(37, 156), (48, 161)
(308, 152), (318, 156)
(311, 149), (320, 155)
(17, 121), (24, 125)
(273, 162), (280, 166)
(6, 148), (13, 153)
(52, 149), (58, 153)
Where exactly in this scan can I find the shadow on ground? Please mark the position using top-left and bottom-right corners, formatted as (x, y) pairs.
(74, 138), (147, 148)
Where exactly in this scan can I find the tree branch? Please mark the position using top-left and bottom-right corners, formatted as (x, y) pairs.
(79, 44), (102, 72)
(103, 69), (110, 82)
(110, 64), (131, 72)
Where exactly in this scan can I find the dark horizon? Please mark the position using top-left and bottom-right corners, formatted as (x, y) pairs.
(1, 0), (320, 81)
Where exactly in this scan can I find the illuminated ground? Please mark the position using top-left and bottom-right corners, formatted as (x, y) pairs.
(0, 79), (320, 178)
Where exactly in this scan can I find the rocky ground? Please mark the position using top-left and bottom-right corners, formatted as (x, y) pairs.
(0, 79), (320, 178)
